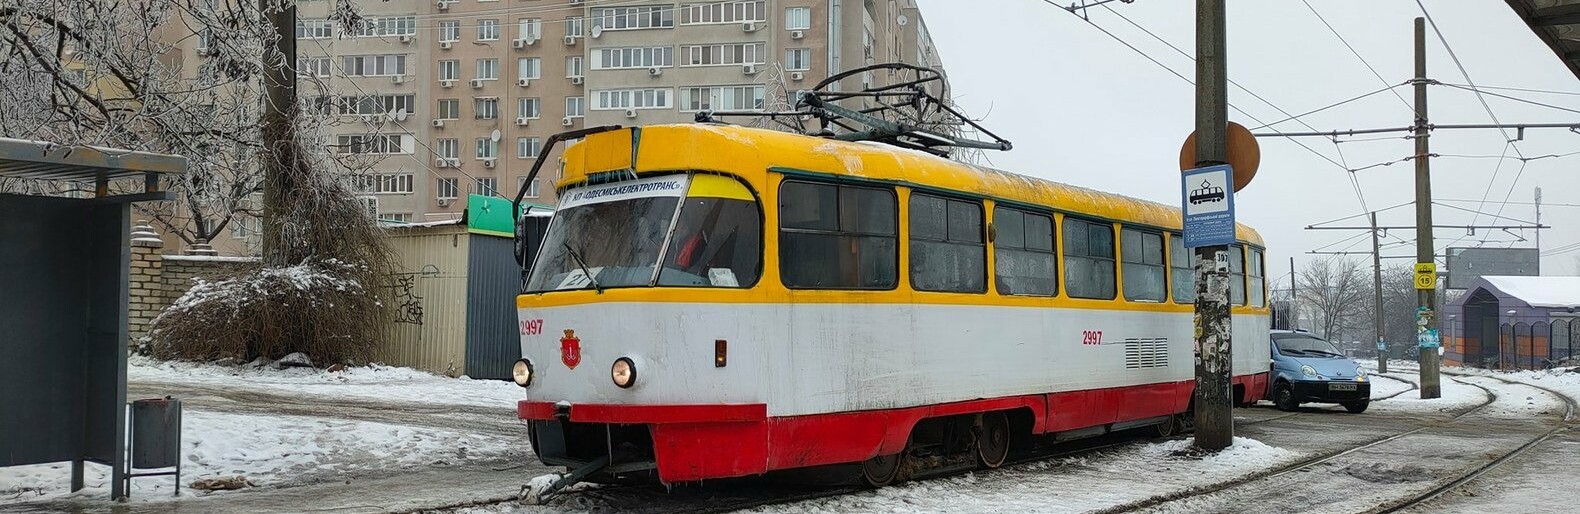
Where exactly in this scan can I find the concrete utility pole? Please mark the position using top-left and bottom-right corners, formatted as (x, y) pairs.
(1192, 0), (1233, 451)
(1413, 17), (1442, 399)
(1535, 187), (1542, 253)
(260, 0), (298, 267)
(1289, 256), (1297, 331)
(1370, 212), (1387, 374)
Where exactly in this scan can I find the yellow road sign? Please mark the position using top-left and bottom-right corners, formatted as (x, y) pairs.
(1414, 262), (1436, 290)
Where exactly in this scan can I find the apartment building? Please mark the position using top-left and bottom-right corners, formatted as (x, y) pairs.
(163, 0), (942, 254)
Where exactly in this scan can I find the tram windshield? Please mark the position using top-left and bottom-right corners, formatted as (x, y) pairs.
(525, 173), (761, 292)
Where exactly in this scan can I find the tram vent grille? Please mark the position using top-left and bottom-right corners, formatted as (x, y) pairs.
(1124, 338), (1169, 369)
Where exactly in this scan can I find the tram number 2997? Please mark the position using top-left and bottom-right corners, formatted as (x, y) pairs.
(1081, 330), (1104, 346)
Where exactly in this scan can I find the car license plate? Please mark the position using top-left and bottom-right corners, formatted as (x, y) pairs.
(1329, 382), (1358, 391)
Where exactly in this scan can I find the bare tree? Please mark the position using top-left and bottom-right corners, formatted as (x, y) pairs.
(1298, 256), (1370, 342)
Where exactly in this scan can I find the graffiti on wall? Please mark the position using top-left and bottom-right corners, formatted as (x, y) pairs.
(388, 265), (440, 325)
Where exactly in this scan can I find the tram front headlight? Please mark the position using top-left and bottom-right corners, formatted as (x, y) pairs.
(512, 359), (534, 388)
(611, 357), (636, 389)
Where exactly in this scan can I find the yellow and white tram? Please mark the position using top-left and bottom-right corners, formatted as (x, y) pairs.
(512, 124), (1271, 488)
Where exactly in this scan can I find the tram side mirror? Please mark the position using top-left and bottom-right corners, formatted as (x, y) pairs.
(514, 213), (529, 269)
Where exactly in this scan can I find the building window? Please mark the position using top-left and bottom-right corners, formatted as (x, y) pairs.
(565, 16), (584, 37)
(993, 206), (1056, 296)
(349, 16), (416, 38)
(593, 46), (674, 69)
(592, 88), (672, 110)
(474, 177), (498, 196)
(297, 57), (332, 78)
(565, 56), (584, 78)
(357, 197), (378, 218)
(779, 180), (897, 289)
(436, 178), (459, 200)
(1169, 233), (1195, 304)
(478, 19), (500, 41)
(475, 137), (498, 159)
(909, 193), (985, 293)
(517, 18), (542, 41)
(378, 213), (413, 223)
(517, 98), (541, 119)
(333, 94), (415, 116)
(438, 60), (459, 81)
(474, 97), (499, 119)
(335, 134), (407, 155)
(1121, 227), (1166, 302)
(439, 21), (460, 42)
(517, 137), (541, 158)
(786, 48), (811, 71)
(679, 85), (764, 111)
(437, 99), (459, 120)
(296, 19), (333, 39)
(518, 176), (541, 198)
(476, 58), (499, 80)
(517, 57), (541, 80)
(340, 55), (408, 77)
(1249, 247), (1266, 307)
(681, 1), (766, 25)
(681, 43), (767, 66)
(436, 138), (459, 159)
(565, 96), (585, 117)
(785, 6), (811, 30)
(1063, 217), (1116, 300)
(373, 173), (414, 194)
(590, 5), (675, 31)
(1230, 245), (1247, 305)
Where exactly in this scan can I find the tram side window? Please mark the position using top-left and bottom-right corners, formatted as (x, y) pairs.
(1249, 247), (1266, 307)
(1229, 244), (1247, 305)
(1121, 228), (1166, 302)
(1169, 234), (1196, 303)
(909, 193), (986, 293)
(992, 206), (1056, 296)
(1063, 217), (1116, 299)
(778, 181), (898, 289)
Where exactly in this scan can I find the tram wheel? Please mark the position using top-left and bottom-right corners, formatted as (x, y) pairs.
(860, 453), (903, 488)
(976, 412), (1010, 469)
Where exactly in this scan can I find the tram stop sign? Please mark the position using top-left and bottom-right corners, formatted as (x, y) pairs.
(1181, 164), (1236, 248)
(1414, 262), (1436, 290)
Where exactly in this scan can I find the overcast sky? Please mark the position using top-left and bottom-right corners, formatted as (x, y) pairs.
(919, 0), (1580, 286)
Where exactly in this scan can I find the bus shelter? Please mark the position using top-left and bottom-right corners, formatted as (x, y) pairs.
(0, 137), (186, 498)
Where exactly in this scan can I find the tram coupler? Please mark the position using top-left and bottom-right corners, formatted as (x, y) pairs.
(520, 455), (610, 505)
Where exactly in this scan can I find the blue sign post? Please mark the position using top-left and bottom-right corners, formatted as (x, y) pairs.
(1181, 164), (1236, 248)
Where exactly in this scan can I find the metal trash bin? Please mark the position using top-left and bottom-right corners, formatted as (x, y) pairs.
(126, 397), (181, 496)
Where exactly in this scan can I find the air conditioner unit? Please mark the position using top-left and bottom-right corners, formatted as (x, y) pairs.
(440, 41), (453, 50)
(742, 64), (757, 75)
(517, 78), (531, 87)
(563, 36), (577, 46)
(390, 75), (406, 84)
(791, 30), (805, 40)
(515, 117), (530, 127)
(436, 157), (457, 168)
(512, 39), (528, 49)
(624, 109), (637, 119)
(570, 0), (583, 4)
(790, 71), (804, 81)
(470, 79), (485, 89)
(436, 0), (452, 10)
(742, 21), (759, 32)
(399, 35), (414, 44)
(439, 79), (455, 88)
(432, 119), (445, 128)
(437, 198), (453, 207)
(648, 67), (662, 77)
(481, 158), (497, 169)
(561, 117), (574, 126)
(570, 76), (583, 85)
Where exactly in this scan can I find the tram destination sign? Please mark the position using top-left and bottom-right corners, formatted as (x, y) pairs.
(1181, 164), (1236, 248)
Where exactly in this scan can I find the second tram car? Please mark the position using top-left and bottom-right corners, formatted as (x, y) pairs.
(512, 124), (1271, 491)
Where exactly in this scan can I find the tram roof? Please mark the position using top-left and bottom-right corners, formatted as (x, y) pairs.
(562, 124), (1264, 247)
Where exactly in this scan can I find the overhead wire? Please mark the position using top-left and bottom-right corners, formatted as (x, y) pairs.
(1301, 0), (1414, 114)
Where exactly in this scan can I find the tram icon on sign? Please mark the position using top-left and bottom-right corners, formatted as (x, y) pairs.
(1188, 180), (1225, 205)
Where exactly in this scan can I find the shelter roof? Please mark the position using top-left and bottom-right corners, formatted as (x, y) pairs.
(0, 137), (186, 183)
(1507, 0), (1580, 81)
(1458, 275), (1580, 309)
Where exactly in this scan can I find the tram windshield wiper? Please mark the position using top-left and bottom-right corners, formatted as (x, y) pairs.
(561, 241), (603, 294)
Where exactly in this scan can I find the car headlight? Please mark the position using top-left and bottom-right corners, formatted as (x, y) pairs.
(1301, 365), (1317, 377)
(611, 357), (636, 388)
(512, 359), (534, 388)
(1356, 367), (1367, 379)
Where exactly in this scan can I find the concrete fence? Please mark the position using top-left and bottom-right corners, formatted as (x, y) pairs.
(127, 222), (258, 343)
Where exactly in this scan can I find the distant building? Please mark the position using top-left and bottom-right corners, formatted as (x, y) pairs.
(1444, 276), (1580, 370)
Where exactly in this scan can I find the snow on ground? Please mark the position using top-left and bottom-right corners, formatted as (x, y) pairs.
(1438, 366), (1580, 416)
(0, 409), (524, 505)
(1366, 372), (1486, 415)
(737, 437), (1297, 514)
(129, 355), (524, 408)
(1368, 373), (1415, 399)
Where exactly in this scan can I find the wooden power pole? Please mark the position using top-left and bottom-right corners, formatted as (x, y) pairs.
(260, 0), (298, 267)
(1413, 17), (1442, 398)
(1370, 212), (1387, 374)
(1192, 0), (1233, 451)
